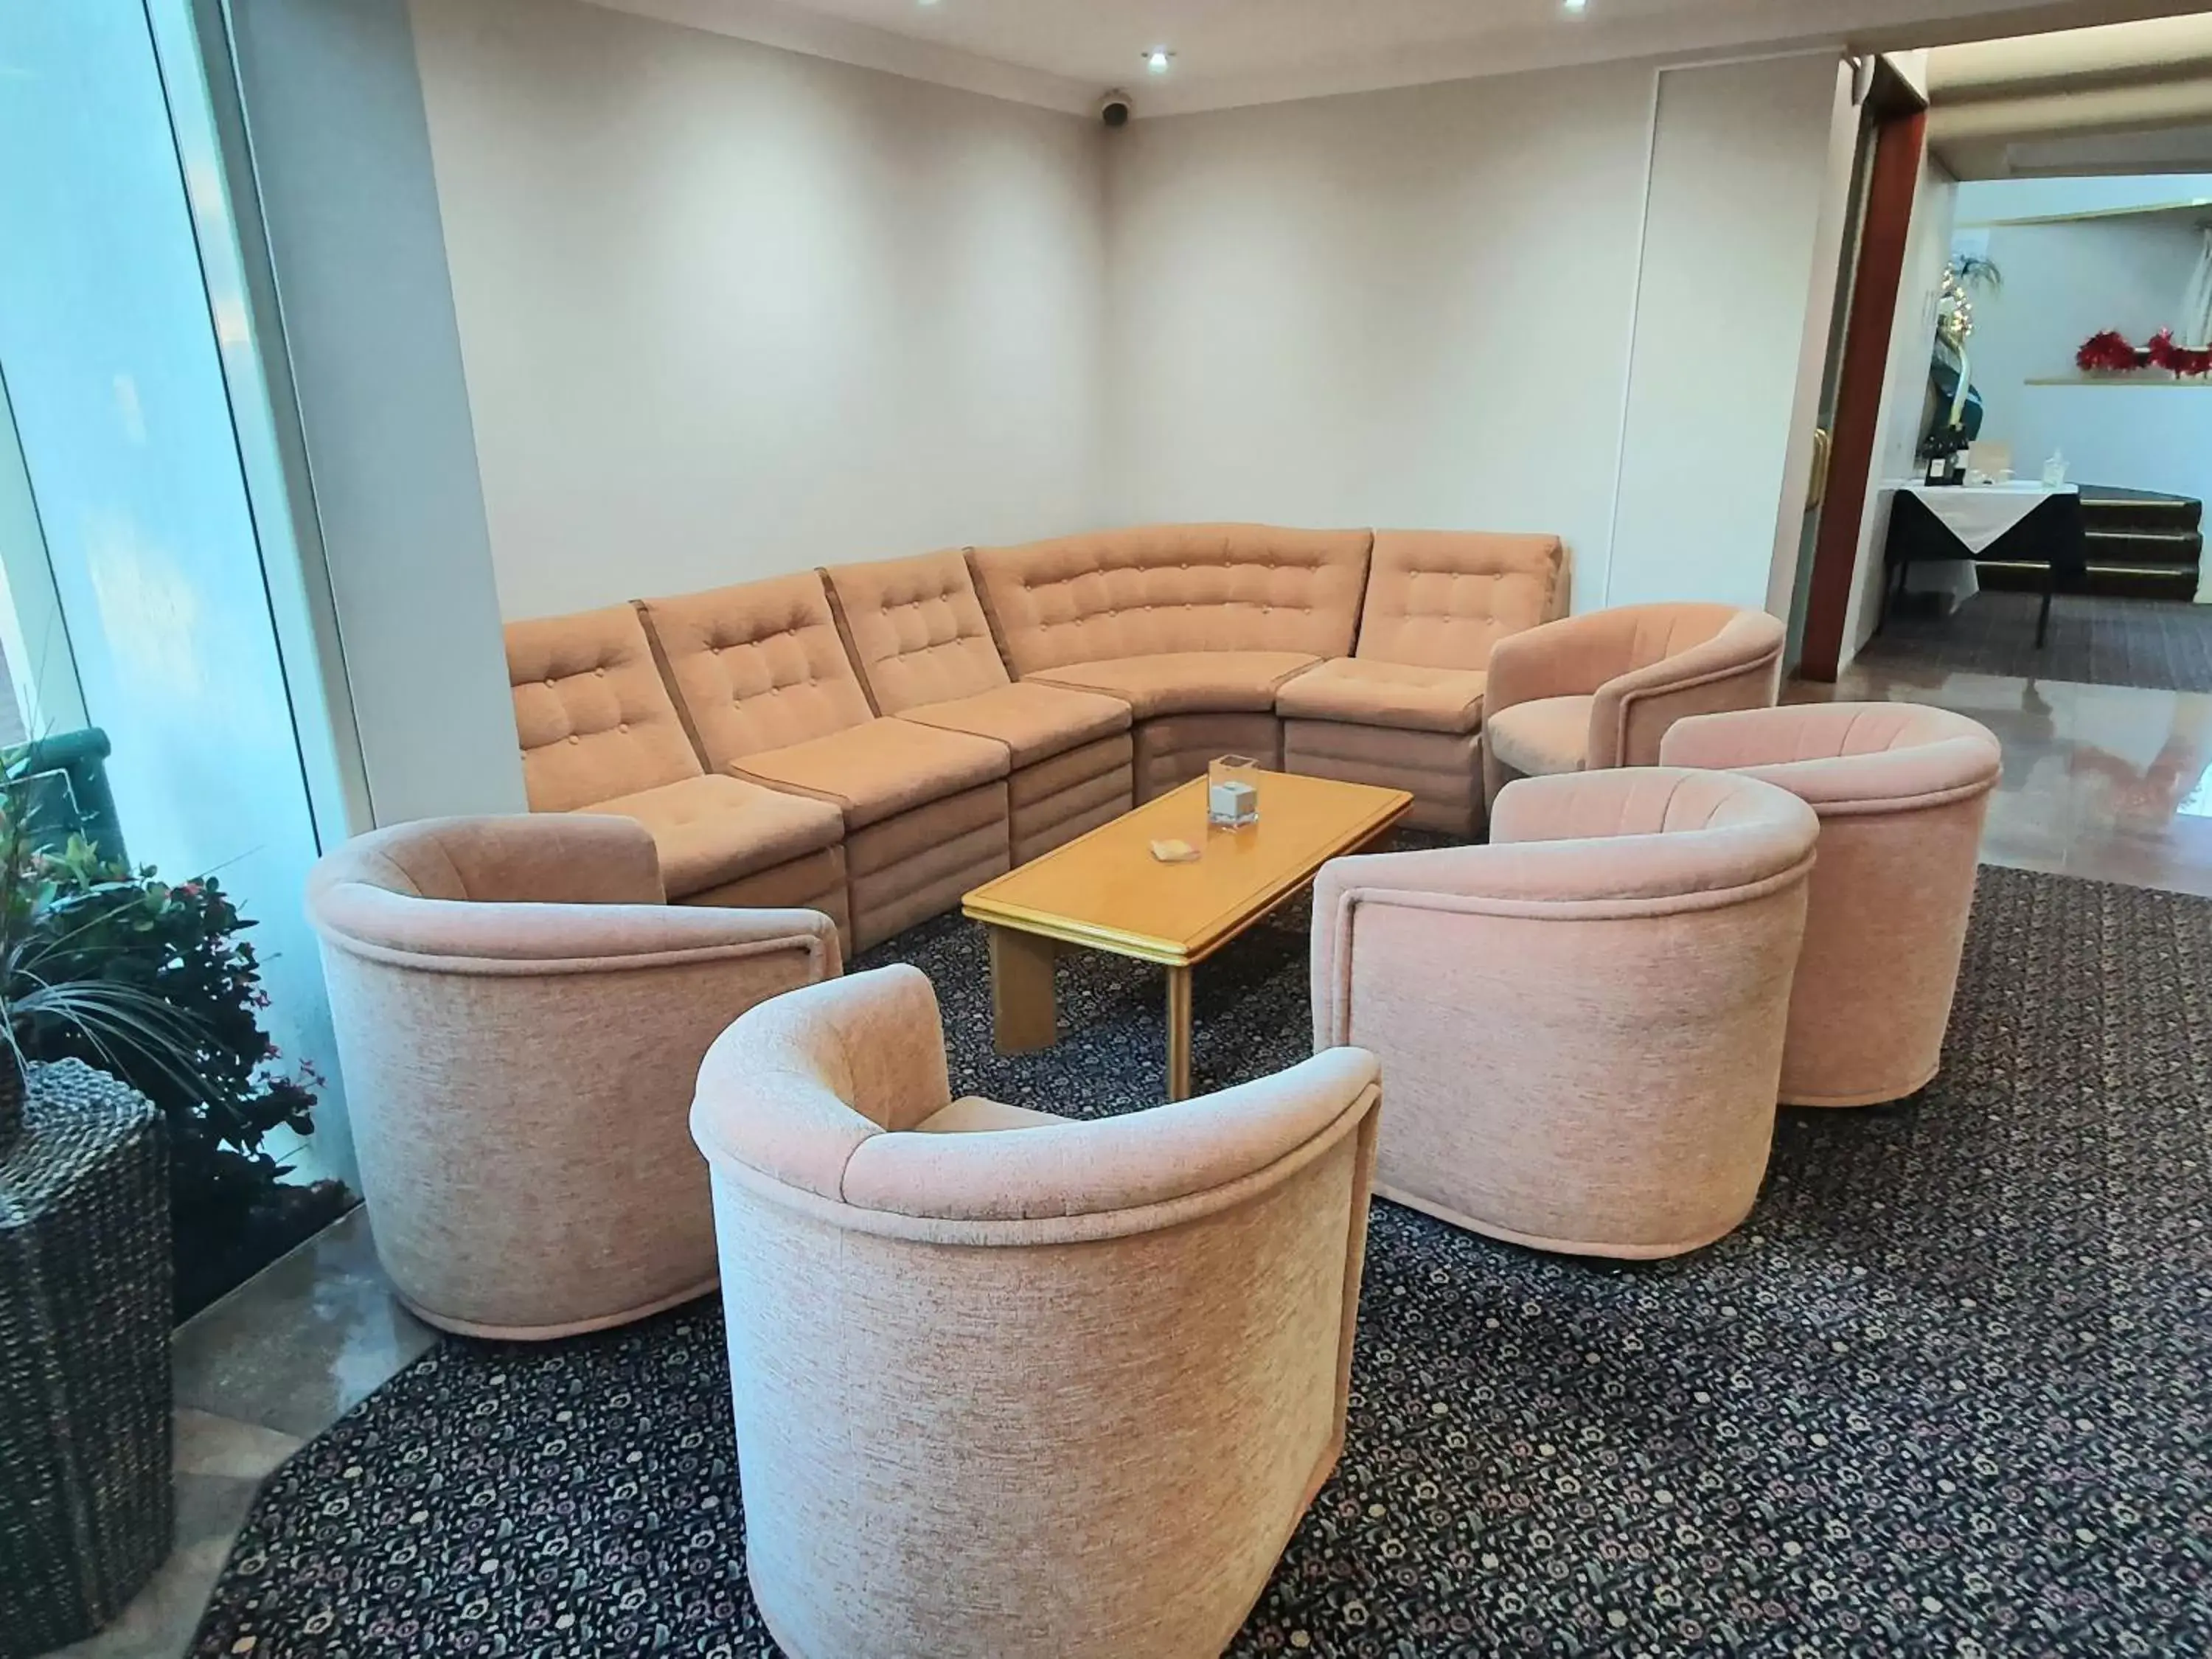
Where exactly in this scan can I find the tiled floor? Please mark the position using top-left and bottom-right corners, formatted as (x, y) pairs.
(49, 661), (2212, 1658)
(1795, 659), (2212, 899)
(52, 1210), (436, 1659)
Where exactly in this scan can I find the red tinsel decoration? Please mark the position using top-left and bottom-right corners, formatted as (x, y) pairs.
(2076, 327), (2212, 375)
(2146, 328), (2212, 378)
(2076, 329), (2146, 372)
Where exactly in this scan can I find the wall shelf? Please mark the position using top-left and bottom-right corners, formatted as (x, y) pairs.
(2024, 376), (2212, 389)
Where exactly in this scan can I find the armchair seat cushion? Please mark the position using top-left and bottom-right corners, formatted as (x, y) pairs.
(590, 774), (845, 900)
(1275, 658), (1488, 735)
(1029, 651), (1321, 718)
(1484, 694), (1593, 778)
(734, 717), (1008, 831)
(914, 1097), (1065, 1134)
(897, 681), (1131, 768)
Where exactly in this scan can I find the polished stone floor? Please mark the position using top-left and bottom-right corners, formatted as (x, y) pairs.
(51, 663), (2212, 1658)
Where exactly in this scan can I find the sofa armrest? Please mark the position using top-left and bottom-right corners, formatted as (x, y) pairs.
(1481, 609), (1644, 723)
(314, 886), (841, 980)
(1586, 612), (1784, 769)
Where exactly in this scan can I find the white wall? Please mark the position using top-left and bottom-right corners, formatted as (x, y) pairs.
(1611, 53), (1851, 613)
(410, 0), (1109, 621)
(1105, 51), (1846, 613)
(1950, 212), (2212, 509)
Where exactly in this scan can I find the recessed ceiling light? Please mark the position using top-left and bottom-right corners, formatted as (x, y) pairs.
(1144, 47), (1174, 73)
(1562, 0), (1587, 12)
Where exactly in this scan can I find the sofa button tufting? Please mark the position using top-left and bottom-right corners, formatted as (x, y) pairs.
(567, 734), (581, 745)
(618, 722), (629, 733)
(595, 667), (608, 677)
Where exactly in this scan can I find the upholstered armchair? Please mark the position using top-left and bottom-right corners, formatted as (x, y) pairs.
(1312, 768), (1817, 1257)
(307, 814), (839, 1339)
(1481, 602), (1787, 811)
(1660, 702), (2002, 1107)
(692, 964), (1382, 1659)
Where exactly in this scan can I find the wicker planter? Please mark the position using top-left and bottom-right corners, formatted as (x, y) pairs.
(0, 1057), (172, 1657)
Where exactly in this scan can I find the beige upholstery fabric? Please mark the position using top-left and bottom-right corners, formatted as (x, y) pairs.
(587, 774), (843, 900)
(733, 717), (1008, 832)
(1660, 702), (2003, 1107)
(1029, 650), (1323, 719)
(1133, 712), (1283, 803)
(505, 604), (704, 813)
(306, 814), (839, 1340)
(1008, 734), (1135, 863)
(968, 524), (1371, 672)
(1312, 768), (1818, 1258)
(1353, 531), (1569, 671)
(823, 550), (1011, 714)
(1484, 694), (1598, 779)
(683, 845), (853, 964)
(891, 680), (1130, 768)
(1481, 603), (1787, 808)
(638, 574), (875, 768)
(692, 965), (1382, 1659)
(1275, 658), (1489, 736)
(844, 782), (1011, 950)
(1283, 721), (1482, 836)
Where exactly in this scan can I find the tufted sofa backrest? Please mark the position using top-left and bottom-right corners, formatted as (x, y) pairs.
(823, 550), (1010, 714)
(967, 524), (1372, 674)
(1355, 532), (1568, 671)
(637, 573), (876, 770)
(505, 604), (704, 813)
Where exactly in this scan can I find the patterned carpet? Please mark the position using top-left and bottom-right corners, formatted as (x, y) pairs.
(191, 862), (2211, 1657)
(1859, 588), (2212, 692)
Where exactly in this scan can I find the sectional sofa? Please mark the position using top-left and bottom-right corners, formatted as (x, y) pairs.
(505, 524), (1576, 952)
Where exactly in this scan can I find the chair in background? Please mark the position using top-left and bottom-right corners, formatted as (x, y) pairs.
(1480, 602), (1787, 813)
(1312, 768), (1817, 1258)
(307, 813), (839, 1338)
(1660, 702), (2002, 1106)
(692, 964), (1380, 1659)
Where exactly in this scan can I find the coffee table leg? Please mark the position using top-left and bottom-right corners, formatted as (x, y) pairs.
(988, 927), (1058, 1054)
(1165, 964), (1193, 1102)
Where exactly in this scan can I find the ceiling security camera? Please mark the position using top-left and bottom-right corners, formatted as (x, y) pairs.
(1099, 89), (1133, 128)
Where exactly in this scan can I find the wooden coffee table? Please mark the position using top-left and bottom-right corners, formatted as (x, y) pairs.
(961, 772), (1413, 1100)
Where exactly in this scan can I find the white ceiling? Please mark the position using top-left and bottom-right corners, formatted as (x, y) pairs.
(591, 0), (2212, 116)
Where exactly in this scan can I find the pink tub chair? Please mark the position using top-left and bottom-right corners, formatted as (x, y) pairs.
(307, 813), (840, 1338)
(1660, 701), (2002, 1106)
(691, 964), (1381, 1659)
(1312, 768), (1817, 1257)
(1481, 602), (1787, 812)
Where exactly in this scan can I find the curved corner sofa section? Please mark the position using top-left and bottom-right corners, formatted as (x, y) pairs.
(501, 524), (1660, 953)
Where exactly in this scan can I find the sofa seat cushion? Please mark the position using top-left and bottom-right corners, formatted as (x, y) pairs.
(1028, 652), (1321, 719)
(588, 774), (844, 900)
(914, 1097), (1065, 1134)
(1274, 658), (1488, 735)
(1484, 695), (1594, 779)
(734, 717), (1009, 832)
(897, 682), (1132, 768)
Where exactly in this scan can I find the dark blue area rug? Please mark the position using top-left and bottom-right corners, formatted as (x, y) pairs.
(192, 863), (2211, 1656)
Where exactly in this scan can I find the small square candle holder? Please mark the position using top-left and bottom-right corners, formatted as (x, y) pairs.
(1206, 756), (1262, 830)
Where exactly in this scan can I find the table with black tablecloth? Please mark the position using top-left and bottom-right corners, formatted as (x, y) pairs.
(1879, 482), (2087, 647)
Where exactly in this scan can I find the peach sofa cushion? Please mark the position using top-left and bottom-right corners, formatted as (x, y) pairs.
(894, 681), (1130, 768)
(1355, 532), (1568, 671)
(1274, 660), (1488, 736)
(734, 717), (1008, 831)
(506, 604), (703, 813)
(1484, 694), (1595, 776)
(589, 773), (845, 900)
(968, 524), (1371, 673)
(1029, 651), (1321, 719)
(824, 550), (1009, 714)
(638, 574), (874, 768)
